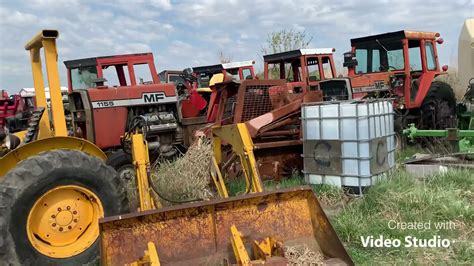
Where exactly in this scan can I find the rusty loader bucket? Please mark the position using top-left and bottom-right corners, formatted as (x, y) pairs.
(100, 186), (353, 265)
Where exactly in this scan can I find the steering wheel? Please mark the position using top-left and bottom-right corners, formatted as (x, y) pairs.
(380, 65), (397, 71)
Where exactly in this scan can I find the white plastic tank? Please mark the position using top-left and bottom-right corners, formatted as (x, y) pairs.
(301, 100), (395, 194)
(458, 19), (474, 89)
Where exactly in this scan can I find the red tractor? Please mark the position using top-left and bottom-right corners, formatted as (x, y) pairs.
(263, 48), (337, 94)
(0, 90), (35, 133)
(64, 53), (208, 178)
(322, 30), (456, 131)
(158, 70), (185, 84)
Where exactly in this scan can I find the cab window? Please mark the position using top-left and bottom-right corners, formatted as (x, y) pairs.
(322, 57), (333, 78)
(70, 66), (98, 90)
(242, 68), (252, 80)
(307, 57), (320, 81)
(102, 64), (129, 87)
(133, 64), (153, 85)
(354, 39), (404, 73)
(408, 40), (422, 71)
(425, 42), (436, 70)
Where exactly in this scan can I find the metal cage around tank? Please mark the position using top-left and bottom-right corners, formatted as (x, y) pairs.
(301, 99), (396, 194)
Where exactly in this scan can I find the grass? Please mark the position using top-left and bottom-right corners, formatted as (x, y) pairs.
(225, 175), (345, 206)
(225, 157), (473, 264)
(334, 169), (473, 265)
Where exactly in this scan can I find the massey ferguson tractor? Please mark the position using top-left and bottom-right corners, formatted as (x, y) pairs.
(320, 30), (456, 132)
(263, 48), (337, 94)
(64, 53), (208, 179)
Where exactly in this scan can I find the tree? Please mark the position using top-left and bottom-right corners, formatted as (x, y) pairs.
(261, 29), (312, 55)
(261, 29), (313, 80)
(217, 50), (233, 63)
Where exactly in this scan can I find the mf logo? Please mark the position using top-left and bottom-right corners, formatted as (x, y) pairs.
(374, 80), (385, 90)
(143, 92), (165, 103)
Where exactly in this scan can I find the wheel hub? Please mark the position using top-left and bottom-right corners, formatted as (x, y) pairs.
(48, 205), (80, 232)
(26, 185), (104, 258)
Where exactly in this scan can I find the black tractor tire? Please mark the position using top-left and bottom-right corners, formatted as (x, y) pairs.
(106, 150), (139, 210)
(420, 81), (457, 129)
(0, 150), (129, 265)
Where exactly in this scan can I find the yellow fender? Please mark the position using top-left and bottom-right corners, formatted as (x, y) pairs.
(0, 136), (106, 177)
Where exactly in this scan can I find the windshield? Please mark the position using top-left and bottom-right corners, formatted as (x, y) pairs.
(168, 74), (184, 84)
(70, 66), (98, 90)
(354, 39), (404, 73)
(197, 73), (211, 88)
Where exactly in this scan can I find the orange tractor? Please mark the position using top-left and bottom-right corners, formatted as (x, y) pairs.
(321, 30), (456, 132)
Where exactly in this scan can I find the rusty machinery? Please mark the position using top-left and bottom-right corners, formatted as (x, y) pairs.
(318, 30), (456, 133)
(206, 78), (323, 180)
(99, 120), (353, 265)
(263, 48), (338, 94)
(1, 29), (353, 266)
(64, 53), (209, 184)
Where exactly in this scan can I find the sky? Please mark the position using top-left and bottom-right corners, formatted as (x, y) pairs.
(0, 0), (472, 93)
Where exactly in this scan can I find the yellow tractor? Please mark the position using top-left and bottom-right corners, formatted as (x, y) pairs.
(1, 30), (353, 265)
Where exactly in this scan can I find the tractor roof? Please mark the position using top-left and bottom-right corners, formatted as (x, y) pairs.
(158, 70), (183, 75)
(193, 60), (254, 74)
(263, 48), (335, 63)
(351, 30), (440, 45)
(64, 53), (153, 68)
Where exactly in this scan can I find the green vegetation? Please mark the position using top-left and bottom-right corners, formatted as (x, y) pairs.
(334, 169), (473, 265)
(225, 166), (473, 264)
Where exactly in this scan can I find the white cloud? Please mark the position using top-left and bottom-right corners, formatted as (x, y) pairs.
(0, 0), (471, 92)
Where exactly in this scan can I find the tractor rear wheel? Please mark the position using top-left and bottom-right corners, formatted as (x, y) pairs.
(0, 150), (129, 265)
(420, 81), (457, 129)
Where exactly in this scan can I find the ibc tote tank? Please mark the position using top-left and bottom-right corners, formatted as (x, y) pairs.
(458, 19), (474, 88)
(301, 100), (395, 194)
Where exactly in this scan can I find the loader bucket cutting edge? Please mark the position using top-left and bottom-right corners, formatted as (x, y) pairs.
(99, 186), (353, 265)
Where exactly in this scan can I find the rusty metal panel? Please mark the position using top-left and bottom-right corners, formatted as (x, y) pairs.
(369, 137), (389, 175)
(100, 187), (353, 266)
(303, 140), (342, 175)
(233, 80), (287, 123)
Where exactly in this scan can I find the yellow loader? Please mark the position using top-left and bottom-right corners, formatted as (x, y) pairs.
(0, 30), (130, 265)
(0, 30), (353, 265)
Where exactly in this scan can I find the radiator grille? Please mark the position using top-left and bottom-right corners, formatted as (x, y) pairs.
(241, 84), (273, 121)
(223, 94), (237, 121)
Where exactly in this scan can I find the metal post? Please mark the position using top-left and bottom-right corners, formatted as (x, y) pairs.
(28, 48), (51, 138)
(42, 39), (67, 136)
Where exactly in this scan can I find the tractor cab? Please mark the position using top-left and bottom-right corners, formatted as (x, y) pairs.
(158, 70), (185, 84)
(263, 48), (336, 93)
(192, 60), (255, 92)
(64, 53), (197, 150)
(344, 30), (446, 108)
(65, 53), (160, 92)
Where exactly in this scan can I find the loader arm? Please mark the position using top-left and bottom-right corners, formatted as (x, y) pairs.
(211, 123), (263, 195)
(130, 132), (159, 211)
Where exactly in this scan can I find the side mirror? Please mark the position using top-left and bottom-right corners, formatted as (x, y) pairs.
(343, 52), (358, 67)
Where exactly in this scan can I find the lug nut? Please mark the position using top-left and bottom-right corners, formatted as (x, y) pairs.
(59, 227), (63, 232)
(51, 215), (55, 218)
(57, 207), (61, 211)
(67, 206), (70, 210)
(68, 226), (72, 229)
(73, 211), (77, 215)
(52, 223), (56, 227)
(73, 219), (78, 223)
